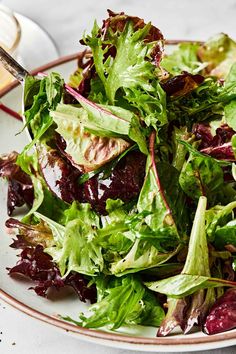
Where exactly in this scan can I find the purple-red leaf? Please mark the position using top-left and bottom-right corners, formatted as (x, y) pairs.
(204, 288), (236, 335)
(83, 151), (146, 214)
(37, 143), (82, 204)
(0, 151), (34, 215)
(161, 72), (204, 97)
(8, 244), (97, 302)
(193, 123), (236, 160)
(8, 245), (64, 297)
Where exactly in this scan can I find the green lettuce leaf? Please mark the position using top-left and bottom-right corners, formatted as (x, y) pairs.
(146, 196), (212, 297)
(146, 274), (236, 298)
(23, 72), (63, 136)
(106, 133), (187, 275)
(51, 106), (131, 172)
(62, 201), (100, 226)
(84, 21), (155, 104)
(205, 201), (236, 241)
(162, 42), (206, 75)
(110, 239), (179, 275)
(17, 73), (64, 170)
(54, 94), (148, 157)
(224, 100), (236, 131)
(179, 153), (224, 203)
(51, 219), (103, 276)
(167, 76), (236, 127)
(147, 197), (217, 334)
(35, 202), (103, 276)
(83, 19), (167, 128)
(63, 275), (164, 329)
(171, 127), (194, 171)
(124, 79), (167, 129)
(137, 138), (187, 236)
(214, 219), (236, 250)
(198, 33), (236, 78)
(98, 200), (177, 274)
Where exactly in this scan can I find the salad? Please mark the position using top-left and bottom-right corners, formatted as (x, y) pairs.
(2, 9), (236, 337)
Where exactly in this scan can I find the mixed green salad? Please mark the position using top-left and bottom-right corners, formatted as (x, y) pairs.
(2, 10), (236, 336)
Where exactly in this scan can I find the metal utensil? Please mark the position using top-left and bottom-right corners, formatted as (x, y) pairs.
(0, 46), (29, 82)
(0, 46), (32, 140)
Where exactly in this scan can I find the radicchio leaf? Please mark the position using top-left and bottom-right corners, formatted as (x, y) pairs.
(193, 123), (236, 160)
(8, 244), (96, 302)
(8, 245), (64, 297)
(36, 136), (146, 214)
(64, 272), (97, 303)
(204, 288), (236, 334)
(201, 143), (235, 161)
(83, 150), (146, 214)
(37, 143), (82, 203)
(0, 151), (34, 215)
(161, 72), (204, 97)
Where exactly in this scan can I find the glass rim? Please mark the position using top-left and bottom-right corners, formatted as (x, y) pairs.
(0, 7), (21, 53)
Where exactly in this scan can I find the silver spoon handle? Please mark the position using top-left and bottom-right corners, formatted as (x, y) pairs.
(0, 46), (29, 83)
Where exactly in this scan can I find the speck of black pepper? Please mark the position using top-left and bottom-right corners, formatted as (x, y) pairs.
(12, 342), (16, 346)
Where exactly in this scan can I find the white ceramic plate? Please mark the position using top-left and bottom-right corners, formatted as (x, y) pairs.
(1, 53), (236, 353)
(15, 13), (59, 69)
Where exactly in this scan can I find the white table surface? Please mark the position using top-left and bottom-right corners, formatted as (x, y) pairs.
(1, 0), (236, 353)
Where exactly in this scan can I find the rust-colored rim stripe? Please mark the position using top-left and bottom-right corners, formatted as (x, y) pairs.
(0, 52), (80, 98)
(1, 45), (236, 347)
(1, 287), (236, 346)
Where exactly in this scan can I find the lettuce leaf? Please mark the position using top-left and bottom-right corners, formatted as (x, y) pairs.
(35, 203), (103, 277)
(84, 21), (156, 104)
(23, 72), (63, 139)
(107, 133), (185, 275)
(51, 107), (130, 172)
(98, 199), (179, 274)
(179, 153), (224, 204)
(162, 42), (206, 75)
(82, 15), (167, 128)
(205, 201), (236, 241)
(214, 219), (236, 250)
(110, 239), (179, 275)
(146, 274), (236, 298)
(148, 197), (217, 335)
(62, 89), (148, 155)
(198, 33), (236, 78)
(63, 275), (165, 329)
(17, 73), (64, 178)
(138, 132), (187, 236)
(16, 149), (68, 223)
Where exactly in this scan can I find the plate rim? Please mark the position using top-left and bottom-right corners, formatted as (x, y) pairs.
(1, 42), (235, 349)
